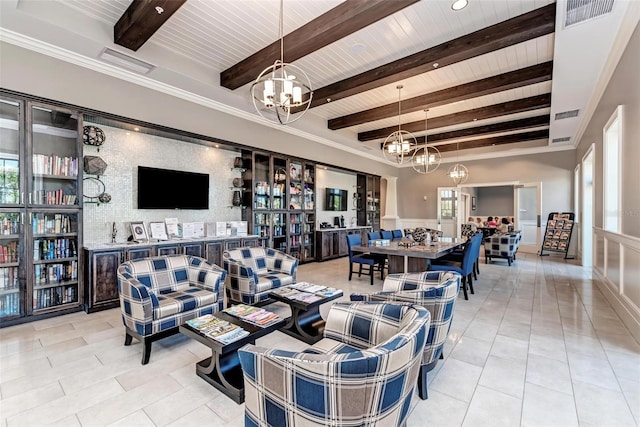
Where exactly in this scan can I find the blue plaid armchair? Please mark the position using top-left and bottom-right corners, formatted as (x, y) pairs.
(484, 231), (522, 266)
(238, 302), (430, 426)
(117, 255), (226, 364)
(350, 271), (460, 400)
(224, 247), (298, 305)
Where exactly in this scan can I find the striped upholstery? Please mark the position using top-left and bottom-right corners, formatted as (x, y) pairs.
(224, 247), (298, 305)
(351, 271), (460, 369)
(238, 302), (430, 426)
(484, 231), (522, 266)
(117, 255), (226, 337)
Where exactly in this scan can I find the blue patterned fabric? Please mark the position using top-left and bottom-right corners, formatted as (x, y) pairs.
(224, 247), (298, 305)
(238, 302), (430, 426)
(350, 271), (460, 369)
(117, 255), (226, 336)
(484, 231), (522, 265)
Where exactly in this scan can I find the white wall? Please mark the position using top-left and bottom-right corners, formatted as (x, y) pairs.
(315, 168), (357, 227)
(83, 123), (241, 244)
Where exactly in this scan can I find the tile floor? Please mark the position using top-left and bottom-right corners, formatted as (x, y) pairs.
(1, 253), (639, 427)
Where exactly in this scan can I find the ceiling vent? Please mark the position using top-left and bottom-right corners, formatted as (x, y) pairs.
(555, 109), (580, 120)
(552, 137), (571, 143)
(99, 48), (155, 74)
(566, 0), (614, 27)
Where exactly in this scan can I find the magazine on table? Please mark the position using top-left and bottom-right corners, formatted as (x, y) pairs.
(224, 304), (281, 327)
(185, 314), (249, 344)
(289, 282), (326, 293)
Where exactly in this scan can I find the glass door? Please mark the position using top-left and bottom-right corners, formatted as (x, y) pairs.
(514, 182), (541, 253)
(0, 211), (22, 319)
(31, 211), (80, 312)
(437, 188), (457, 237)
(29, 104), (79, 207)
(288, 160), (302, 210)
(252, 153), (271, 247)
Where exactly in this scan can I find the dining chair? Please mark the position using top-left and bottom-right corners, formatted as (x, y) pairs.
(367, 231), (382, 241)
(392, 229), (403, 239)
(380, 230), (393, 240)
(346, 233), (385, 286)
(429, 235), (478, 300)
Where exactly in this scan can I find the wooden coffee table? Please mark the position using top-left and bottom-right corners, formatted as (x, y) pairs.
(269, 286), (343, 344)
(179, 312), (284, 404)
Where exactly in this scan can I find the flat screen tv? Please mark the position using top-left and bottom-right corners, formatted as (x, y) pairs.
(137, 166), (209, 209)
(325, 188), (347, 211)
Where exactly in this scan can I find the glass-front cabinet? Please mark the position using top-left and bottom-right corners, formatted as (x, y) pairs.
(246, 152), (315, 263)
(0, 212), (21, 319)
(0, 96), (83, 325)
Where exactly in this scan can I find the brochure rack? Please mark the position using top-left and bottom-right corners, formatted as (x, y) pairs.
(540, 212), (575, 259)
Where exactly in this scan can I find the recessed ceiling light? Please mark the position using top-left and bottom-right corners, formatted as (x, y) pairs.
(134, 127), (140, 132)
(215, 144), (220, 148)
(351, 43), (367, 54)
(451, 0), (468, 11)
(433, 63), (439, 68)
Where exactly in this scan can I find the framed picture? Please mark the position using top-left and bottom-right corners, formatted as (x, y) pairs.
(471, 196), (477, 211)
(130, 221), (148, 241)
(149, 222), (168, 240)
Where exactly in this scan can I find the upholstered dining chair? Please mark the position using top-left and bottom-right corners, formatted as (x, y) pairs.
(346, 233), (385, 285)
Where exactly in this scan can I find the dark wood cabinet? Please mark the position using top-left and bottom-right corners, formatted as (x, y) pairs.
(85, 249), (121, 313)
(125, 246), (152, 260)
(183, 242), (204, 257)
(83, 237), (256, 312)
(156, 244), (180, 256)
(205, 241), (224, 266)
(315, 227), (371, 261)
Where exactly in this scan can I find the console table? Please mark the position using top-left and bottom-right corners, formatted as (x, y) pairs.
(83, 235), (260, 313)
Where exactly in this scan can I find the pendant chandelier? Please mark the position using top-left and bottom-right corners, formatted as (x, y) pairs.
(412, 109), (441, 174)
(382, 85), (417, 164)
(447, 139), (469, 184)
(250, 0), (313, 125)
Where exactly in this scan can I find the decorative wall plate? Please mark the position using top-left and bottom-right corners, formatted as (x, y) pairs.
(82, 125), (106, 146)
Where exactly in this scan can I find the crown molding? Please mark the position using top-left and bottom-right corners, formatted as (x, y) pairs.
(0, 28), (386, 164)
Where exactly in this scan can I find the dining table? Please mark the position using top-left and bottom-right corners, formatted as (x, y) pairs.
(352, 238), (465, 274)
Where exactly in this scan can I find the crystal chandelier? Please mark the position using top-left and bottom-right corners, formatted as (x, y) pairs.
(250, 0), (313, 125)
(447, 139), (469, 184)
(412, 110), (441, 174)
(382, 85), (417, 164)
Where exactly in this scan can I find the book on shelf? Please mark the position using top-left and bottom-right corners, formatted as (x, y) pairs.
(186, 314), (249, 344)
(223, 304), (281, 327)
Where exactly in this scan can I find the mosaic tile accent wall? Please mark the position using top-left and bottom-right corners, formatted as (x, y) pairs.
(82, 123), (241, 244)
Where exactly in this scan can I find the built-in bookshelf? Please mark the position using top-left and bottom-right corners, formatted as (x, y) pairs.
(0, 96), (83, 326)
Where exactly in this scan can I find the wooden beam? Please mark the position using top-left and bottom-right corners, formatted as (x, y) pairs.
(311, 3), (556, 108)
(359, 94), (551, 141)
(114, 0), (187, 51)
(419, 129), (549, 153)
(220, 0), (419, 90)
(330, 61), (553, 130)
(425, 115), (549, 144)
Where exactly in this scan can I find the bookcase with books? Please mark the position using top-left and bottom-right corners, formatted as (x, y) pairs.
(243, 151), (315, 263)
(540, 212), (575, 259)
(0, 95), (83, 326)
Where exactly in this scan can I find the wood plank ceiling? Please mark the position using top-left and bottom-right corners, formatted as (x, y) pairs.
(110, 0), (556, 159)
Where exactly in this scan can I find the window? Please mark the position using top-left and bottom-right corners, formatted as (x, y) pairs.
(603, 106), (622, 232)
(440, 189), (456, 219)
(0, 157), (19, 204)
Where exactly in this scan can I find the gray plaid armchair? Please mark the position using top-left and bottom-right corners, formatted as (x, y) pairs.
(484, 231), (522, 266)
(351, 271), (460, 399)
(224, 247), (298, 305)
(117, 255), (226, 364)
(238, 302), (430, 426)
